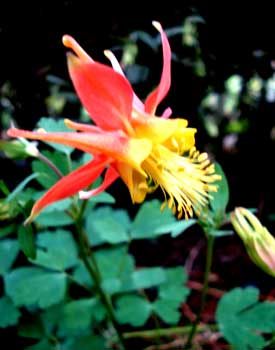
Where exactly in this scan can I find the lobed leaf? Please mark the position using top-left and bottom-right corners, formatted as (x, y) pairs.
(131, 199), (193, 239)
(216, 287), (275, 350)
(5, 267), (67, 308)
(0, 239), (19, 275)
(0, 296), (21, 328)
(86, 206), (130, 245)
(31, 229), (79, 271)
(115, 294), (152, 326)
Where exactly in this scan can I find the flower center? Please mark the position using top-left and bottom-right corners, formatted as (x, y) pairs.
(142, 145), (220, 219)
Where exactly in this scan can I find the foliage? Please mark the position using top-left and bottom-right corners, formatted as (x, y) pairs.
(216, 287), (275, 350)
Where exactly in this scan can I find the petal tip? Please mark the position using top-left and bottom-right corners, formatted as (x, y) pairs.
(62, 35), (93, 63)
(23, 212), (37, 226)
(103, 49), (111, 58)
(62, 34), (74, 48)
(152, 21), (162, 31)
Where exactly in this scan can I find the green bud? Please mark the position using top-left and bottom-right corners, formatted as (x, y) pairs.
(0, 138), (39, 159)
(231, 207), (275, 277)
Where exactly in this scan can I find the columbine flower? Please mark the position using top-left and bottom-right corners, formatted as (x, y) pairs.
(7, 21), (220, 224)
(231, 207), (275, 277)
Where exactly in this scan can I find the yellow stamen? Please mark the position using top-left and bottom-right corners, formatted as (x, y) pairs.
(141, 145), (220, 219)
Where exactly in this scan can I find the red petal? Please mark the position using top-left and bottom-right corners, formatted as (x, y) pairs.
(64, 119), (104, 133)
(104, 50), (145, 113)
(7, 127), (127, 157)
(62, 35), (94, 63)
(79, 166), (119, 199)
(25, 156), (108, 224)
(144, 22), (171, 115)
(67, 54), (134, 133)
(7, 127), (151, 174)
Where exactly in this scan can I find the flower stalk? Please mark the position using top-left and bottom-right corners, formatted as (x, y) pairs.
(184, 234), (215, 349)
(74, 208), (127, 350)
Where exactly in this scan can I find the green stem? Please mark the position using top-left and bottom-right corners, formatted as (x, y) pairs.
(142, 290), (162, 348)
(184, 234), (215, 349)
(122, 324), (218, 340)
(37, 151), (63, 179)
(74, 216), (127, 350)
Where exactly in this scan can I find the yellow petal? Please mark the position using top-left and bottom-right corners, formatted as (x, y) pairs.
(126, 138), (152, 175)
(163, 127), (197, 154)
(132, 114), (188, 144)
(116, 162), (148, 203)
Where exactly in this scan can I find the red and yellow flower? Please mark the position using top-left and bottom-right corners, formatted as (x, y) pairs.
(7, 22), (220, 224)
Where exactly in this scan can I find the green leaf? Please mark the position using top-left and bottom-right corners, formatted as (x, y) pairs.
(121, 267), (166, 292)
(41, 198), (71, 213)
(18, 317), (45, 339)
(87, 191), (115, 205)
(34, 211), (73, 227)
(41, 303), (64, 335)
(158, 267), (190, 305)
(0, 179), (10, 196)
(116, 294), (152, 326)
(0, 239), (19, 275)
(31, 230), (78, 271)
(86, 206), (130, 245)
(24, 339), (53, 350)
(158, 284), (189, 304)
(72, 246), (135, 291)
(18, 225), (36, 259)
(31, 161), (59, 189)
(57, 298), (105, 336)
(170, 219), (197, 237)
(154, 267), (190, 324)
(131, 199), (180, 239)
(65, 335), (109, 350)
(209, 162), (229, 222)
(101, 277), (121, 294)
(0, 296), (21, 328)
(5, 267), (67, 308)
(31, 151), (70, 189)
(216, 287), (275, 350)
(37, 117), (73, 154)
(163, 266), (188, 285)
(95, 246), (135, 280)
(72, 261), (93, 287)
(58, 298), (96, 334)
(153, 299), (181, 324)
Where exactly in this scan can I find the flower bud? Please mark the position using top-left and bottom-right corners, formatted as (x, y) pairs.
(231, 207), (275, 277)
(1, 137), (39, 159)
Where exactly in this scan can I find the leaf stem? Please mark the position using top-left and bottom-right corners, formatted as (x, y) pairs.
(37, 151), (63, 179)
(184, 234), (215, 349)
(122, 324), (218, 339)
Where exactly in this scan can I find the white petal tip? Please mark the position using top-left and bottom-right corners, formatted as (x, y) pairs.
(103, 49), (111, 58)
(79, 191), (89, 200)
(152, 21), (162, 31)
